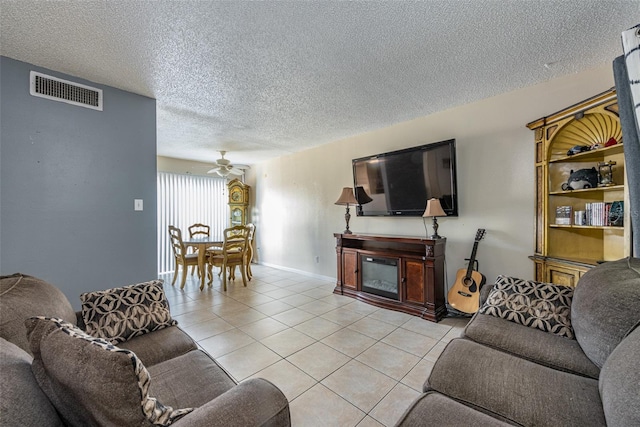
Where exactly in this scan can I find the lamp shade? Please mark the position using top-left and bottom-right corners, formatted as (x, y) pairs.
(335, 187), (358, 205)
(355, 186), (373, 204)
(422, 198), (446, 217)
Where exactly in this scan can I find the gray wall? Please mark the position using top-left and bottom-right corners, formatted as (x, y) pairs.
(0, 57), (157, 309)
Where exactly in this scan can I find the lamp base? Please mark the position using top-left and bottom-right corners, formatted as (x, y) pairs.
(431, 217), (442, 239)
(343, 229), (353, 234)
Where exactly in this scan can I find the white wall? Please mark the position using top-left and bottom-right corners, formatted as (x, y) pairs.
(247, 63), (616, 289)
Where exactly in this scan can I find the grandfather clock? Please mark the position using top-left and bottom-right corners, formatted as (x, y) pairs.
(227, 179), (250, 226)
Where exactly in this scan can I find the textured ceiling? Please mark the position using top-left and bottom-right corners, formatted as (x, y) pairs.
(1, 1), (637, 166)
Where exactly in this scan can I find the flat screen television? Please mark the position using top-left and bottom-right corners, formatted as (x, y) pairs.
(352, 139), (458, 217)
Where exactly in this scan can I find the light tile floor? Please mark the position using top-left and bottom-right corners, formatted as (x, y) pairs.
(161, 264), (468, 427)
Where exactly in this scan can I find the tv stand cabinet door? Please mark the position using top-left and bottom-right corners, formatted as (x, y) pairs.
(342, 249), (358, 290)
(403, 259), (425, 304)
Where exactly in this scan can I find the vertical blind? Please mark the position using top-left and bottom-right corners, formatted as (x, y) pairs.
(157, 172), (227, 274)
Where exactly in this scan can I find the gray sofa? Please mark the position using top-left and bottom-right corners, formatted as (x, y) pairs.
(398, 257), (640, 426)
(0, 273), (290, 427)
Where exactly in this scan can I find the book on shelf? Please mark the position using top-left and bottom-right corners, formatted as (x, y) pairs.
(584, 201), (624, 227)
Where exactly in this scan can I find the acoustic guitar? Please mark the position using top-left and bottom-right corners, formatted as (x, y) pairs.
(448, 229), (486, 314)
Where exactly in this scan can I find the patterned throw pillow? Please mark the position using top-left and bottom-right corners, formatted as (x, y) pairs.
(80, 280), (177, 344)
(479, 275), (575, 339)
(26, 317), (192, 426)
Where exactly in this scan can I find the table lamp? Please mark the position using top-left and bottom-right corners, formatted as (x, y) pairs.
(422, 198), (446, 238)
(335, 187), (359, 234)
(354, 186), (373, 215)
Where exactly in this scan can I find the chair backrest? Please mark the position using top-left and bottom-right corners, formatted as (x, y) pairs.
(246, 223), (256, 243)
(188, 223), (210, 238)
(168, 226), (187, 259)
(222, 225), (249, 263)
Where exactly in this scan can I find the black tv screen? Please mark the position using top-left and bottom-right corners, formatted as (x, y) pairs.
(352, 139), (458, 217)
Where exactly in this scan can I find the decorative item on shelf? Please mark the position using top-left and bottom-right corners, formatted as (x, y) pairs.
(609, 201), (624, 227)
(604, 137), (618, 147)
(567, 145), (590, 156)
(335, 187), (359, 234)
(561, 167), (599, 191)
(422, 198), (447, 239)
(354, 186), (373, 216)
(598, 161), (616, 187)
(555, 206), (573, 225)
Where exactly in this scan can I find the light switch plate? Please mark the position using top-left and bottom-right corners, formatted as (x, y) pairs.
(134, 199), (143, 211)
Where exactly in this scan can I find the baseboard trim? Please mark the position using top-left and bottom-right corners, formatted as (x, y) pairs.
(258, 262), (334, 283)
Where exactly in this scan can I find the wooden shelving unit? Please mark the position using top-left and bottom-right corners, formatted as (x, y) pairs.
(526, 88), (630, 286)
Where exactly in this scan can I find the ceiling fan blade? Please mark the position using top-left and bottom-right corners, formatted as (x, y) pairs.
(229, 167), (247, 175)
(207, 165), (222, 174)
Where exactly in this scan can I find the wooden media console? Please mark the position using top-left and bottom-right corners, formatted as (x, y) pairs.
(333, 233), (447, 322)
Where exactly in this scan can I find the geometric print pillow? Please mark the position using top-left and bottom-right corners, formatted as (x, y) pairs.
(479, 275), (575, 339)
(80, 280), (177, 344)
(26, 317), (192, 426)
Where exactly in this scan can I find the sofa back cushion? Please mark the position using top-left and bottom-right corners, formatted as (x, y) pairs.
(599, 324), (640, 426)
(25, 316), (193, 426)
(572, 257), (640, 367)
(0, 274), (76, 355)
(0, 337), (64, 427)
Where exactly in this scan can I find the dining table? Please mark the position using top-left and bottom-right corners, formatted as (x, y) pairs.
(182, 234), (223, 290)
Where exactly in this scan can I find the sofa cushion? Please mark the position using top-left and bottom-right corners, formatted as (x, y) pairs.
(479, 275), (574, 338)
(80, 279), (177, 344)
(426, 338), (605, 426)
(599, 324), (640, 426)
(463, 312), (600, 378)
(148, 350), (236, 409)
(572, 257), (640, 368)
(118, 325), (198, 367)
(398, 391), (513, 426)
(0, 273), (76, 355)
(25, 316), (192, 426)
(0, 337), (64, 427)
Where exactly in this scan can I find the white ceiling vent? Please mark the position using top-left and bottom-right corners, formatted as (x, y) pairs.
(30, 71), (103, 111)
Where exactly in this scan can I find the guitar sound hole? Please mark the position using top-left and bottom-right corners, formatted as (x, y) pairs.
(462, 278), (478, 293)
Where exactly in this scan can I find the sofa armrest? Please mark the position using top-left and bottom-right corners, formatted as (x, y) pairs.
(479, 282), (493, 306)
(171, 378), (290, 427)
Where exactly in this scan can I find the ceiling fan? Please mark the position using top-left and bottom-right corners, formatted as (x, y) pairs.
(207, 151), (250, 177)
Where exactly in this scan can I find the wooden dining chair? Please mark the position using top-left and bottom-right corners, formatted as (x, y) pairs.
(245, 223), (256, 280)
(187, 223), (211, 276)
(206, 225), (249, 291)
(168, 225), (199, 289)
(226, 223), (255, 282)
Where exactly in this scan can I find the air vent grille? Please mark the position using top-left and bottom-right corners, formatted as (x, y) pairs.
(30, 71), (103, 111)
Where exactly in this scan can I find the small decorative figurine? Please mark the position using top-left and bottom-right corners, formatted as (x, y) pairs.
(598, 161), (616, 187)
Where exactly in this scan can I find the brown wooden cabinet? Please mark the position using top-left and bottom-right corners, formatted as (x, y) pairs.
(527, 88), (630, 284)
(334, 233), (446, 322)
(341, 248), (358, 290)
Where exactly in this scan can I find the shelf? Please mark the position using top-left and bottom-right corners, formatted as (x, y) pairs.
(549, 224), (624, 230)
(548, 185), (624, 196)
(549, 143), (623, 163)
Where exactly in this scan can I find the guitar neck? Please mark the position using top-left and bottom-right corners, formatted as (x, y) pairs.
(465, 241), (480, 278)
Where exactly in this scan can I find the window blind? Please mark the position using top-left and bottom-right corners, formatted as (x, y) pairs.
(157, 172), (227, 274)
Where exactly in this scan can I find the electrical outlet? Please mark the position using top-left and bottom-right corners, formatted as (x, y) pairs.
(134, 199), (143, 211)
